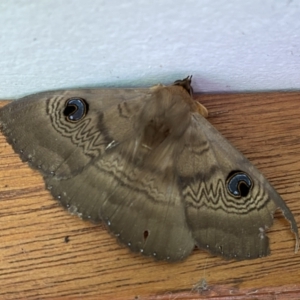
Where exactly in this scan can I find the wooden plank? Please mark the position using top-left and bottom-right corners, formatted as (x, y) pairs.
(0, 91), (299, 300)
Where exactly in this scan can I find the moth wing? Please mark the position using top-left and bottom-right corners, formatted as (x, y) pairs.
(45, 151), (195, 261)
(177, 113), (299, 259)
(0, 86), (195, 261)
(0, 88), (150, 178)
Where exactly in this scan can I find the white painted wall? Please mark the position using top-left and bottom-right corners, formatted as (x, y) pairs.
(0, 0), (300, 99)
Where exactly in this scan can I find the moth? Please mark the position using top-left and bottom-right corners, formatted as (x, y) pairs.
(0, 77), (298, 262)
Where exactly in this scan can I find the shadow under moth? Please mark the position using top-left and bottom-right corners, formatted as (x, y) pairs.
(0, 77), (298, 262)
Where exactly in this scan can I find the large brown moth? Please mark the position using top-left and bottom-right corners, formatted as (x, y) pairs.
(0, 77), (298, 262)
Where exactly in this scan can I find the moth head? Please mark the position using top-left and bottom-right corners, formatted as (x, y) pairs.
(226, 171), (253, 198)
(63, 98), (88, 122)
(173, 76), (208, 118)
(173, 76), (193, 96)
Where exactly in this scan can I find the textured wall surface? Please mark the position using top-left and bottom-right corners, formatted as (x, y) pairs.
(0, 0), (300, 98)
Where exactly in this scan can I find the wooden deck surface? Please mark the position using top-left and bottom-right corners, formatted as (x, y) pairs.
(0, 91), (300, 300)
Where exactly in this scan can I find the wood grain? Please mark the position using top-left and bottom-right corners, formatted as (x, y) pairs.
(0, 91), (300, 300)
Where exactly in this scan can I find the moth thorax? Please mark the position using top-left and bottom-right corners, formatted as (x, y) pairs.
(142, 118), (171, 149)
